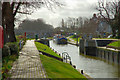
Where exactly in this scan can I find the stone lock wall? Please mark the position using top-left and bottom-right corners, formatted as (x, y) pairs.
(97, 48), (120, 65)
(79, 39), (120, 65)
(79, 39), (97, 56)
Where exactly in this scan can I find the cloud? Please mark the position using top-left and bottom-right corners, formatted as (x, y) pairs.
(26, 0), (98, 27)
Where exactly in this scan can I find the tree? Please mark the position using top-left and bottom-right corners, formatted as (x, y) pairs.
(96, 0), (120, 38)
(2, 0), (63, 43)
(19, 19), (54, 31)
(16, 19), (54, 37)
(77, 17), (83, 28)
(65, 17), (77, 29)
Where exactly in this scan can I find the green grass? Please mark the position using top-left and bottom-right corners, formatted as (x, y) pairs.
(47, 37), (53, 39)
(40, 54), (87, 79)
(74, 37), (81, 42)
(67, 38), (71, 42)
(27, 38), (35, 40)
(107, 40), (120, 48)
(35, 42), (61, 58)
(69, 35), (74, 38)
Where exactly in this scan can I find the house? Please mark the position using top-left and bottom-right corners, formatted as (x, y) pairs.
(80, 14), (112, 38)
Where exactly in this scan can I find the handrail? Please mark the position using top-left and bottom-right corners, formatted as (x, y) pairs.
(62, 52), (71, 64)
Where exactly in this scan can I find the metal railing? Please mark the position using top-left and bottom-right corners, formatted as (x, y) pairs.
(62, 52), (72, 65)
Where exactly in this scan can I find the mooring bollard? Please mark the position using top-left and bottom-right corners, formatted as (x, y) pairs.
(73, 65), (76, 68)
(70, 61), (72, 65)
(81, 70), (83, 74)
(59, 54), (61, 56)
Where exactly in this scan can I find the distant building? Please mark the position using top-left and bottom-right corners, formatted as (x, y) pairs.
(81, 14), (112, 37)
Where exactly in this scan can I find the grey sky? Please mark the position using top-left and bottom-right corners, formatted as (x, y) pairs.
(17, 0), (99, 28)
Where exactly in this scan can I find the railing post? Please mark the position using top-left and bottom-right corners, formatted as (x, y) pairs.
(66, 55), (67, 63)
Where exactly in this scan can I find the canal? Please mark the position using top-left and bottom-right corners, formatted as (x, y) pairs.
(50, 40), (120, 78)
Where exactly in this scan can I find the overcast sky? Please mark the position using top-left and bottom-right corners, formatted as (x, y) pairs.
(17, 0), (99, 28)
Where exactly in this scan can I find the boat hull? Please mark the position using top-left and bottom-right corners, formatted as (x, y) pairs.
(54, 38), (67, 44)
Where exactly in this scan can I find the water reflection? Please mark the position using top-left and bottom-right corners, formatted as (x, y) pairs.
(50, 40), (119, 78)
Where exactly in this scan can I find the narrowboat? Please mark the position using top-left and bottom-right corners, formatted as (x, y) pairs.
(53, 34), (67, 44)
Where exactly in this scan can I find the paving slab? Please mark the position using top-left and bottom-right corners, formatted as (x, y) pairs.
(9, 40), (47, 78)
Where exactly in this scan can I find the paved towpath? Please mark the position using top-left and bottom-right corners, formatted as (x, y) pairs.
(9, 40), (47, 78)
(98, 47), (120, 52)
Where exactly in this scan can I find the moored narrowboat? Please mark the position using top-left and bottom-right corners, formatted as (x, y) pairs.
(53, 34), (67, 44)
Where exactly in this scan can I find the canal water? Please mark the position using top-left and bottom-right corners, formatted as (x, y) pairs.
(50, 40), (120, 78)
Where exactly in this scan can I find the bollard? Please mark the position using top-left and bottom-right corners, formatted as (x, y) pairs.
(73, 65), (76, 68)
(59, 54), (61, 56)
(81, 70), (83, 74)
(70, 61), (72, 65)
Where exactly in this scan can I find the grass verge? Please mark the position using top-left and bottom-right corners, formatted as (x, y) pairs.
(47, 37), (53, 39)
(35, 42), (61, 58)
(40, 54), (87, 79)
(107, 40), (120, 48)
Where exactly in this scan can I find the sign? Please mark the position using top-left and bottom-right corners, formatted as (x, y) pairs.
(0, 25), (3, 48)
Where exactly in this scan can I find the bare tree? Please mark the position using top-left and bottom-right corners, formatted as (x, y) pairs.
(66, 17), (77, 29)
(2, 0), (63, 43)
(96, 0), (119, 37)
(77, 17), (83, 28)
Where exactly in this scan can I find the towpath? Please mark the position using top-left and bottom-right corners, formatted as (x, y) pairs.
(98, 47), (120, 52)
(9, 40), (47, 78)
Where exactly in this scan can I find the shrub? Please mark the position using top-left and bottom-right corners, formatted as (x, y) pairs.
(2, 45), (11, 57)
(6, 42), (19, 56)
